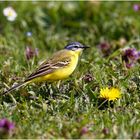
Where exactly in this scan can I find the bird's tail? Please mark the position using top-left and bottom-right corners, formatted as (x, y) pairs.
(2, 81), (28, 95)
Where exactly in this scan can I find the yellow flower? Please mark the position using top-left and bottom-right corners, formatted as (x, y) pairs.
(99, 87), (121, 101)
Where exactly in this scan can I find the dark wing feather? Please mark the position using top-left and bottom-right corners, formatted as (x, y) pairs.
(25, 57), (70, 82)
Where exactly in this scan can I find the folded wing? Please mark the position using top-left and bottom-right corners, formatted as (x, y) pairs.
(25, 55), (70, 82)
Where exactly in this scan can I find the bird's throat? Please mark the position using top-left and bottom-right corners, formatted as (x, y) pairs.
(75, 49), (83, 56)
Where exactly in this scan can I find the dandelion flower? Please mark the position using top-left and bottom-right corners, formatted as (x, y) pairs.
(3, 6), (17, 21)
(100, 87), (121, 101)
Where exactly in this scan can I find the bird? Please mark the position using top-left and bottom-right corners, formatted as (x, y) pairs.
(2, 42), (89, 95)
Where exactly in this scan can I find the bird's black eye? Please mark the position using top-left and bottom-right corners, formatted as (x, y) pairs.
(75, 45), (79, 48)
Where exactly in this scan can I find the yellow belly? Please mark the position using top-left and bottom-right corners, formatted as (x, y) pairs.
(43, 63), (77, 81)
(31, 53), (79, 83)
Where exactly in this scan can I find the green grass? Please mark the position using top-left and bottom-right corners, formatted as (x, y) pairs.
(1, 1), (140, 139)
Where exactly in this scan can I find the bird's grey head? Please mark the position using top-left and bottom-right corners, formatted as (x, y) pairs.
(64, 42), (89, 51)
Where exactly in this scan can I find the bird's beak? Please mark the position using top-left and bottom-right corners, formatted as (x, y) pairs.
(83, 46), (90, 49)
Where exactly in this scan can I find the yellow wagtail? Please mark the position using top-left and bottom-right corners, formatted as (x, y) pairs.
(3, 42), (89, 95)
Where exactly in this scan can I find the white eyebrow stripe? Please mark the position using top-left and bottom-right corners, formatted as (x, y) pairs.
(68, 44), (78, 48)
